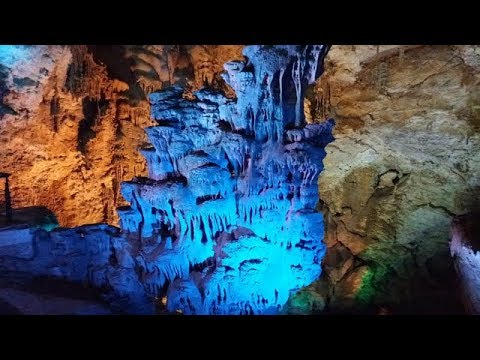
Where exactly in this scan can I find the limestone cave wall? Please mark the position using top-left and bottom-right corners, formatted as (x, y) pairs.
(1, 44), (480, 314)
(0, 45), (243, 227)
(313, 45), (480, 313)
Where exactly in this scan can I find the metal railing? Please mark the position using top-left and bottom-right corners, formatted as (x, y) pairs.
(0, 173), (12, 224)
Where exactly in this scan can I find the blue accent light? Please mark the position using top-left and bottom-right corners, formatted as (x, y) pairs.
(0, 45), (31, 67)
(118, 45), (334, 314)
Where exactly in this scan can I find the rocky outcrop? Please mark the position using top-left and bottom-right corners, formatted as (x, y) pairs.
(122, 45), (244, 96)
(316, 45), (480, 313)
(187, 45), (244, 95)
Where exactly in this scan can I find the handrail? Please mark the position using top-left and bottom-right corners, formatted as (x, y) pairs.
(0, 173), (12, 223)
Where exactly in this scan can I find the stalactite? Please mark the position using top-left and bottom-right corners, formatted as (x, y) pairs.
(292, 57), (303, 127)
(67, 46), (110, 101)
(279, 68), (284, 121)
(117, 45), (333, 315)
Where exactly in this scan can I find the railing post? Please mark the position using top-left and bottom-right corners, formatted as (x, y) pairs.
(5, 176), (12, 224)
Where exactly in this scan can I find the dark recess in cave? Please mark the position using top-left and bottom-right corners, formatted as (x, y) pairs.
(88, 46), (134, 86)
(458, 208), (480, 252)
(87, 45), (145, 102)
(0, 65), (17, 117)
(87, 45), (195, 102)
(77, 94), (108, 154)
(13, 77), (38, 88)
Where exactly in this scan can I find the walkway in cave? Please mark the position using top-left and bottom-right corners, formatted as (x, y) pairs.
(0, 272), (113, 315)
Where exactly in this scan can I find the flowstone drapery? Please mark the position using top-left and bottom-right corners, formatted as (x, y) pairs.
(118, 45), (334, 314)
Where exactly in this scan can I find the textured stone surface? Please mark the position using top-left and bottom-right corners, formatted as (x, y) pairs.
(283, 286), (326, 314)
(330, 266), (368, 310)
(2, 44), (479, 314)
(0, 225), (34, 259)
(316, 45), (480, 312)
(0, 45), (243, 228)
(0, 45), (332, 315)
(0, 223), (153, 314)
(0, 45), (151, 227)
(323, 242), (354, 282)
(119, 45), (332, 315)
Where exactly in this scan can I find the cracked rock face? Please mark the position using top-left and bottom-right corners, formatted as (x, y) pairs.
(316, 45), (480, 313)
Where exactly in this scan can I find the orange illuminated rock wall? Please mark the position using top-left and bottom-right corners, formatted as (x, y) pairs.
(0, 45), (243, 227)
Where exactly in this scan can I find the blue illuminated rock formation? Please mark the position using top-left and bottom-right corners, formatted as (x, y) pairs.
(0, 223), (153, 314)
(118, 45), (334, 314)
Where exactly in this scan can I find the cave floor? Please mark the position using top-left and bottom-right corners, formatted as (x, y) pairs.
(0, 273), (113, 315)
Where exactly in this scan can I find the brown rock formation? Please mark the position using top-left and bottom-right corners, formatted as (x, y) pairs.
(0, 46), (152, 227)
(316, 45), (480, 313)
(187, 45), (244, 96)
(0, 45), (243, 227)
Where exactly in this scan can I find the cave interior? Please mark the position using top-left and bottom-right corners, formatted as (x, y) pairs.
(0, 44), (479, 315)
